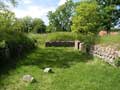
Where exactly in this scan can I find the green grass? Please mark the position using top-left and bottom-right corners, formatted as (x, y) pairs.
(28, 32), (96, 47)
(1, 33), (120, 90)
(0, 47), (120, 90)
(99, 34), (120, 44)
(97, 34), (120, 49)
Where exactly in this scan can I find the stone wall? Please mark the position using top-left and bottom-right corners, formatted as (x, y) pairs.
(90, 45), (120, 66)
(45, 41), (75, 47)
(74, 40), (120, 66)
(45, 40), (120, 66)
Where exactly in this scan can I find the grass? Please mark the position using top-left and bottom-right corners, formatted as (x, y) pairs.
(1, 33), (120, 90)
(97, 34), (120, 49)
(0, 47), (120, 90)
(28, 32), (96, 47)
(99, 34), (120, 44)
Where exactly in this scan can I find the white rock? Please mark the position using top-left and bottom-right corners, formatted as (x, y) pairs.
(44, 68), (52, 73)
(22, 75), (34, 83)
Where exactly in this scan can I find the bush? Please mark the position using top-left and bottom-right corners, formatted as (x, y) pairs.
(0, 30), (35, 66)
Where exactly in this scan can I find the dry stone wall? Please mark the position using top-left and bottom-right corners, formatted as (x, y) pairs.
(90, 45), (120, 66)
(74, 40), (120, 66)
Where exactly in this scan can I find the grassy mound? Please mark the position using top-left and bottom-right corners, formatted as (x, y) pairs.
(29, 32), (97, 47)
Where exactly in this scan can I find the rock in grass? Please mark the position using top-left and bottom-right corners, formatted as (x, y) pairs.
(44, 68), (52, 73)
(22, 75), (34, 83)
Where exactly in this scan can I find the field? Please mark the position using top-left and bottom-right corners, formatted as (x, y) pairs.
(0, 33), (120, 90)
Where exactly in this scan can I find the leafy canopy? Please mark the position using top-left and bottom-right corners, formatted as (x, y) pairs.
(47, 0), (74, 32)
(71, 0), (100, 33)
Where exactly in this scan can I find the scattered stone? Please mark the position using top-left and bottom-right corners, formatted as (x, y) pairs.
(44, 68), (52, 73)
(22, 75), (34, 83)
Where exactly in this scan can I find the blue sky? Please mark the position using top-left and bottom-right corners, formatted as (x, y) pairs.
(12, 0), (79, 25)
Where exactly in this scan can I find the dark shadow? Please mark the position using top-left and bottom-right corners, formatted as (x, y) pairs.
(0, 49), (36, 75)
(18, 47), (93, 69)
(0, 47), (94, 82)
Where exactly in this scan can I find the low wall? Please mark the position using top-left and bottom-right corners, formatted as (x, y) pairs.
(45, 41), (75, 47)
(74, 40), (120, 66)
(90, 45), (120, 66)
(45, 40), (120, 66)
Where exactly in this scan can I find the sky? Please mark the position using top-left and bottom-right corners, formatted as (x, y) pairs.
(11, 0), (79, 25)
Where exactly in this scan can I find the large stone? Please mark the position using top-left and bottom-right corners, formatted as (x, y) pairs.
(79, 43), (87, 53)
(44, 68), (52, 73)
(22, 75), (34, 83)
(74, 40), (80, 50)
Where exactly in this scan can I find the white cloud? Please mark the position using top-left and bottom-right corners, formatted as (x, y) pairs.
(58, 0), (67, 6)
(22, 0), (32, 4)
(12, 0), (69, 25)
(12, 5), (56, 25)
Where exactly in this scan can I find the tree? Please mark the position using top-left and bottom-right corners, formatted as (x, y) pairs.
(0, 0), (17, 9)
(0, 0), (17, 31)
(32, 18), (46, 33)
(48, 0), (74, 32)
(96, 0), (120, 32)
(13, 16), (33, 33)
(0, 9), (15, 31)
(71, 0), (100, 33)
(13, 18), (25, 32)
(22, 16), (33, 33)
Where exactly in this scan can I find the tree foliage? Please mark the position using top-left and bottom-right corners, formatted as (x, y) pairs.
(71, 0), (100, 33)
(47, 0), (74, 32)
(0, 0), (17, 9)
(96, 0), (120, 31)
(0, 9), (15, 31)
(0, 0), (17, 31)
(71, 0), (120, 33)
(13, 17), (46, 33)
(32, 18), (46, 33)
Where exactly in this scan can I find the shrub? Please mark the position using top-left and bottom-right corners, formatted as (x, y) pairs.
(0, 30), (35, 66)
(0, 40), (6, 48)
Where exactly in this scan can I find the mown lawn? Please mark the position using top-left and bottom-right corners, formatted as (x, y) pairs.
(0, 47), (120, 90)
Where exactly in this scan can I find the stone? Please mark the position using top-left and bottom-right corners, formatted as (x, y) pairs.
(79, 43), (86, 53)
(117, 51), (120, 57)
(22, 75), (34, 83)
(74, 40), (80, 50)
(44, 68), (52, 73)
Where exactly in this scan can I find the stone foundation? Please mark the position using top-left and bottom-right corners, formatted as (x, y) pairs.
(45, 41), (75, 47)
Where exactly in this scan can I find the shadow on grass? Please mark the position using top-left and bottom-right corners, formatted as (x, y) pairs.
(0, 47), (93, 76)
(19, 47), (93, 69)
(0, 49), (35, 75)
